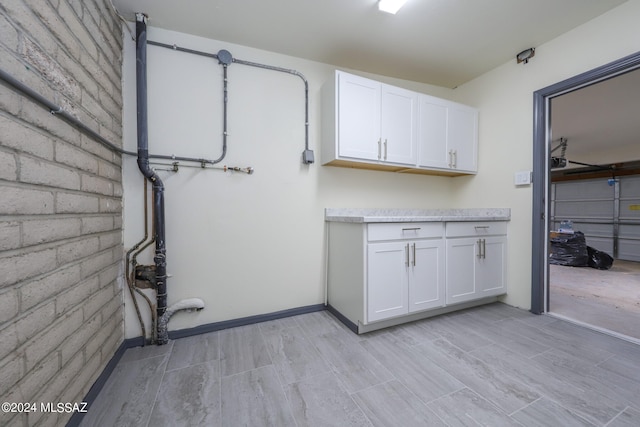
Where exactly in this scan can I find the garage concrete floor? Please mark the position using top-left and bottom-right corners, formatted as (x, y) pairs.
(549, 260), (640, 341)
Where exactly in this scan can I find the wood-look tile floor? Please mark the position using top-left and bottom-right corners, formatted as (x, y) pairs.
(79, 303), (640, 426)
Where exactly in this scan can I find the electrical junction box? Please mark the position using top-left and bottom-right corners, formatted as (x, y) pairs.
(514, 171), (532, 186)
(302, 149), (315, 164)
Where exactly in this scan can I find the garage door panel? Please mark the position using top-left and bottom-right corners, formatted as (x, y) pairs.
(573, 222), (615, 237)
(620, 200), (640, 221)
(620, 223), (640, 238)
(619, 239), (640, 262)
(550, 221), (615, 234)
(554, 179), (614, 200)
(585, 237), (614, 255)
(620, 176), (640, 198)
(551, 176), (639, 262)
(554, 200), (614, 219)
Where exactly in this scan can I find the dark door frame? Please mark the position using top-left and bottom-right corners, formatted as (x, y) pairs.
(531, 50), (640, 314)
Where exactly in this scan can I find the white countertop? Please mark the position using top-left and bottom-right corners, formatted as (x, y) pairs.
(325, 208), (511, 223)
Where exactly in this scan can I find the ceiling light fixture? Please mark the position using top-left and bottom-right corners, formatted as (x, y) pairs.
(378, 0), (408, 14)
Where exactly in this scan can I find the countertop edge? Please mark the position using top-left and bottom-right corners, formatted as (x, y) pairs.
(325, 208), (511, 223)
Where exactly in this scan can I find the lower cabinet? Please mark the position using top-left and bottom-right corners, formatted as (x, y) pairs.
(446, 235), (507, 305)
(327, 220), (507, 333)
(368, 238), (445, 322)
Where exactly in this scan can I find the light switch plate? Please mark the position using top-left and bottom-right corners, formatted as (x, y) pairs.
(515, 171), (532, 186)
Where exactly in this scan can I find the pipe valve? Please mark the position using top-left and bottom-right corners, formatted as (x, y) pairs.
(224, 165), (254, 174)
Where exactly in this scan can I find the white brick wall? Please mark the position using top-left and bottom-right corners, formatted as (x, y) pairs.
(0, 1), (124, 426)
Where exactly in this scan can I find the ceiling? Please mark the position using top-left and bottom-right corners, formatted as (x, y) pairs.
(112, 0), (627, 88)
(551, 67), (640, 168)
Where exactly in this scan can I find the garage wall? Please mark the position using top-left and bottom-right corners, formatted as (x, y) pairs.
(0, 1), (124, 426)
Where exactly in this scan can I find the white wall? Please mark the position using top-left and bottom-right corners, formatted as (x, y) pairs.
(121, 27), (457, 338)
(449, 0), (640, 309)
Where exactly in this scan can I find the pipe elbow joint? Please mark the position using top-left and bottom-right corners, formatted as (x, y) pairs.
(156, 298), (206, 345)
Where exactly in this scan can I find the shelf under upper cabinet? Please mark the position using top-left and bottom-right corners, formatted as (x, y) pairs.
(322, 159), (474, 176)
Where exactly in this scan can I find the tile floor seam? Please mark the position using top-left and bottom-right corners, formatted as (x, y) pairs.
(144, 353), (170, 427)
(603, 405), (631, 427)
(346, 385), (378, 427)
(507, 395), (543, 417)
(259, 321), (309, 427)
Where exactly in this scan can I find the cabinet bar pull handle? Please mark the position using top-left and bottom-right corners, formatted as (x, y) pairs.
(448, 150), (453, 168)
(412, 243), (416, 266)
(477, 238), (486, 259)
(474, 226), (489, 229)
(402, 227), (421, 232)
(377, 138), (381, 160)
(384, 139), (388, 160)
(405, 243), (410, 266)
(453, 149), (457, 168)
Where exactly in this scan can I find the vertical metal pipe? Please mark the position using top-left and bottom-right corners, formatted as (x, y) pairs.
(613, 178), (620, 259)
(125, 178), (150, 342)
(136, 13), (168, 344)
(221, 64), (228, 162)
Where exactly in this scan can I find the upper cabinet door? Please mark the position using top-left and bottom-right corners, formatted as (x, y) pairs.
(417, 95), (449, 169)
(417, 95), (478, 173)
(337, 72), (381, 161)
(380, 85), (418, 165)
(448, 105), (478, 172)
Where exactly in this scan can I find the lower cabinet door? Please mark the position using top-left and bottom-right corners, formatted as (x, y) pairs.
(409, 239), (445, 312)
(367, 242), (409, 322)
(478, 236), (507, 296)
(445, 237), (478, 304)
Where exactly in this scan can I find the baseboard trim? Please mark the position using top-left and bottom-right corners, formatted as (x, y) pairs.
(68, 303), (326, 426)
(326, 304), (358, 333)
(168, 304), (326, 339)
(327, 297), (500, 334)
(66, 338), (133, 427)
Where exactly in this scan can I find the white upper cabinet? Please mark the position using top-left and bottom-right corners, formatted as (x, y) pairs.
(330, 71), (417, 166)
(337, 72), (381, 161)
(447, 103), (478, 173)
(323, 70), (477, 175)
(323, 71), (418, 168)
(380, 84), (418, 165)
(417, 95), (449, 169)
(417, 94), (478, 173)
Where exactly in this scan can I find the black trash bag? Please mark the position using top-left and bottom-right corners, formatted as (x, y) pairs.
(587, 246), (614, 270)
(549, 231), (589, 267)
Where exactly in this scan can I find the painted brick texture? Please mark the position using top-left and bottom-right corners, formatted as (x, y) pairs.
(0, 1), (124, 426)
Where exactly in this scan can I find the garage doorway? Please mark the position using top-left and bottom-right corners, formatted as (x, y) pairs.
(531, 51), (640, 343)
(548, 175), (640, 340)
